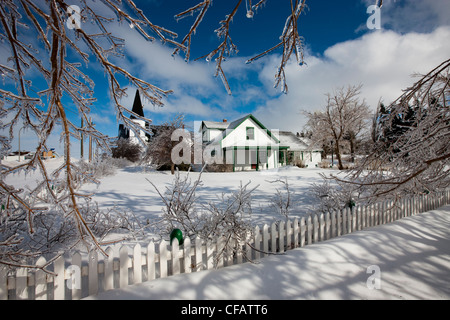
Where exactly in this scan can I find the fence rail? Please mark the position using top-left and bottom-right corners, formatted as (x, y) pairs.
(1, 189), (449, 300)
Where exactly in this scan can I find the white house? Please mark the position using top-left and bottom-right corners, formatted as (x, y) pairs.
(201, 114), (286, 171)
(201, 114), (322, 171)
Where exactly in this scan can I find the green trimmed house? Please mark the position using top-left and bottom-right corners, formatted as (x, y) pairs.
(201, 114), (288, 171)
(200, 114), (322, 171)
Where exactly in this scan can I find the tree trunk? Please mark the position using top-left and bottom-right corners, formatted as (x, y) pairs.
(350, 137), (355, 163)
(335, 141), (344, 170)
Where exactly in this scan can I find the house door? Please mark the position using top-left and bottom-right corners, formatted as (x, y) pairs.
(250, 149), (257, 170)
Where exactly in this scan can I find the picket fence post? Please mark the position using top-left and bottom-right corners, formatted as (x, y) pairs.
(71, 251), (82, 300)
(253, 226), (261, 260)
(236, 238), (243, 265)
(53, 255), (65, 300)
(279, 221), (285, 253)
(300, 217), (306, 247)
(147, 241), (156, 280)
(311, 215), (318, 243)
(35, 256), (48, 300)
(133, 244), (142, 284)
(0, 266), (7, 300)
(206, 240), (214, 270)
(195, 236), (203, 272)
(159, 240), (168, 278)
(184, 237), (192, 273)
(286, 219), (292, 250)
(172, 241), (180, 275)
(293, 218), (299, 248)
(319, 213), (325, 241)
(263, 224), (270, 257)
(16, 267), (28, 300)
(119, 245), (129, 288)
(89, 250), (98, 296)
(306, 216), (312, 245)
(104, 247), (114, 292)
(270, 223), (277, 253)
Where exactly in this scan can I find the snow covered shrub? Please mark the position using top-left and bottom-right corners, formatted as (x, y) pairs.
(267, 178), (298, 222)
(79, 199), (145, 243)
(149, 169), (258, 265)
(77, 156), (133, 183)
(205, 163), (233, 172)
(112, 138), (143, 163)
(310, 179), (355, 214)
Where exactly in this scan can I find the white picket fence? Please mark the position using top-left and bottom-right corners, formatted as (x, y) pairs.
(1, 189), (449, 300)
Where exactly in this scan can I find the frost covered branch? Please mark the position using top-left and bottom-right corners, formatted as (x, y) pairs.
(332, 59), (450, 201)
(174, 0), (307, 94)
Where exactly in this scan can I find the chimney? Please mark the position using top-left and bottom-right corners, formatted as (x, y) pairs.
(223, 119), (227, 122)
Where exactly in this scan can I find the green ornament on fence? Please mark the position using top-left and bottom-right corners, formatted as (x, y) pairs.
(348, 199), (356, 209)
(170, 228), (184, 246)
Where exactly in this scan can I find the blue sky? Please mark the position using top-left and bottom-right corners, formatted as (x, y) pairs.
(3, 0), (450, 158)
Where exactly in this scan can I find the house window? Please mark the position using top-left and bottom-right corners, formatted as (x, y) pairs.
(246, 127), (254, 140)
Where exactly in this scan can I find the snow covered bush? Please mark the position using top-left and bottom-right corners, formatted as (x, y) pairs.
(111, 138), (143, 163)
(267, 178), (298, 222)
(310, 179), (356, 214)
(149, 169), (258, 266)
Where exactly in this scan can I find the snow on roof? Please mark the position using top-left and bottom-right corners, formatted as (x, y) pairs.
(278, 131), (322, 151)
(202, 121), (230, 130)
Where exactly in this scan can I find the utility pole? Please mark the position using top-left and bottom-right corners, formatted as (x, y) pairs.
(89, 118), (92, 162)
(81, 118), (84, 159)
(88, 117), (94, 162)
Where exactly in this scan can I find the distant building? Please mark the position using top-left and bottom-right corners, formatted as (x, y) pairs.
(277, 131), (322, 167)
(118, 89), (150, 144)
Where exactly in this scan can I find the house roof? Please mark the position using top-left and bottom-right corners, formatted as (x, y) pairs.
(202, 121), (230, 130)
(278, 131), (323, 151)
(204, 114), (281, 146)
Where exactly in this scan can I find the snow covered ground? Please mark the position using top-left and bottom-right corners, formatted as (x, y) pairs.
(3, 158), (332, 227)
(79, 163), (340, 227)
(88, 206), (450, 300)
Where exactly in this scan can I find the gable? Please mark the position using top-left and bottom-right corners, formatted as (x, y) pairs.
(221, 115), (280, 149)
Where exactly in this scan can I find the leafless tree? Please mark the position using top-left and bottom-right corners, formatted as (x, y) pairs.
(0, 0), (308, 269)
(304, 84), (372, 170)
(141, 114), (188, 174)
(332, 59), (450, 202)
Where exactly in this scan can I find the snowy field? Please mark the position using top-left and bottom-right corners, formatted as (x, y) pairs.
(79, 163), (336, 227)
(3, 157), (335, 229)
(87, 206), (450, 300)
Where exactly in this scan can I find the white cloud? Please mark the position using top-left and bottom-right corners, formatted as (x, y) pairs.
(252, 26), (450, 133)
(111, 23), (218, 95)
